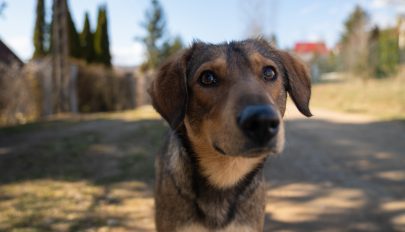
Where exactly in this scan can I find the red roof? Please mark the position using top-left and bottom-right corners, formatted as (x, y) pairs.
(294, 42), (328, 56)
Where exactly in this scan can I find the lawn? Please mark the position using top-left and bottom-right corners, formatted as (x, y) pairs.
(311, 76), (405, 120)
(0, 106), (166, 232)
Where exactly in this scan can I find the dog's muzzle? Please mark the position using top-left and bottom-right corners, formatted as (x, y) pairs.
(237, 104), (280, 146)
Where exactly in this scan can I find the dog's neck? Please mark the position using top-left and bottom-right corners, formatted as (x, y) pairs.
(168, 131), (266, 228)
(180, 121), (267, 189)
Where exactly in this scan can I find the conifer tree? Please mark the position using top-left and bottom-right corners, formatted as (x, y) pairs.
(339, 6), (369, 77)
(33, 0), (46, 58)
(94, 5), (111, 66)
(160, 36), (183, 60)
(80, 12), (95, 63)
(138, 0), (184, 71)
(66, 3), (81, 58)
(139, 0), (166, 70)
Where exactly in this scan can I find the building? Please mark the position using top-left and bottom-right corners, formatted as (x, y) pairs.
(293, 42), (329, 62)
(293, 42), (329, 81)
(0, 39), (24, 67)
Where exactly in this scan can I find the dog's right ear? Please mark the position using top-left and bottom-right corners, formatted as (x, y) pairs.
(278, 51), (313, 117)
(148, 50), (190, 129)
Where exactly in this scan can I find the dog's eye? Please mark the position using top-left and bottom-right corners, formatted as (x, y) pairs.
(199, 71), (218, 87)
(262, 66), (277, 82)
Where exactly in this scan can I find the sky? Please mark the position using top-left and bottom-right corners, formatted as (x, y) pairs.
(0, 0), (403, 66)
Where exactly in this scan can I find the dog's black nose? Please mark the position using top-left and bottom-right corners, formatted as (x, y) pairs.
(237, 105), (280, 145)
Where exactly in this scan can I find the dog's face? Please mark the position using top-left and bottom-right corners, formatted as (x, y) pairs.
(150, 39), (311, 159)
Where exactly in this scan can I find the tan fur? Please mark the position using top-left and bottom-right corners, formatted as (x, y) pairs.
(178, 222), (255, 232)
(185, 117), (266, 189)
(198, 154), (265, 189)
(249, 52), (279, 74)
(193, 57), (227, 82)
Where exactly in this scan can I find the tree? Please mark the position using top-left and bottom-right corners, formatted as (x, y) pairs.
(80, 12), (95, 63)
(139, 0), (167, 71)
(376, 28), (399, 77)
(66, 3), (81, 59)
(160, 36), (184, 61)
(0, 1), (6, 16)
(339, 6), (370, 77)
(94, 5), (111, 66)
(138, 0), (185, 71)
(33, 0), (46, 58)
(368, 26), (380, 76)
(241, 0), (266, 37)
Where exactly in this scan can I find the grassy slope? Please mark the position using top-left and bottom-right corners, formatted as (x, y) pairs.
(311, 77), (405, 120)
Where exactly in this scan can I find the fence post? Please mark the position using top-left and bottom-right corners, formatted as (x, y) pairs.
(42, 63), (53, 116)
(52, 0), (70, 113)
(69, 64), (78, 113)
(135, 74), (145, 107)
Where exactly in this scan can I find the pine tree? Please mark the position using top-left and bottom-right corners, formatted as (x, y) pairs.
(339, 6), (370, 77)
(160, 36), (183, 60)
(80, 12), (95, 63)
(139, 0), (166, 71)
(94, 5), (111, 66)
(66, 3), (81, 58)
(33, 0), (46, 58)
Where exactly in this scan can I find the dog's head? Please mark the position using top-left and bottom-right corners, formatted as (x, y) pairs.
(149, 39), (311, 158)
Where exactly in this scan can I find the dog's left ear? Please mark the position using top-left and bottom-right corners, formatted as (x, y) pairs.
(279, 51), (312, 117)
(148, 49), (191, 129)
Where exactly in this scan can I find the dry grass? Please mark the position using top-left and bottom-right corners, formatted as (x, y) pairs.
(0, 106), (166, 232)
(311, 76), (405, 120)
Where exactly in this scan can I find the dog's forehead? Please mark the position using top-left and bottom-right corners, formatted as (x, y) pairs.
(186, 40), (278, 76)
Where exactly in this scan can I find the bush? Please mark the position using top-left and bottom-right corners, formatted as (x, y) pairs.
(76, 62), (138, 113)
(0, 60), (148, 126)
(0, 64), (40, 126)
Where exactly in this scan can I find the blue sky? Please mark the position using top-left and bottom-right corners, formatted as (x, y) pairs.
(0, 0), (403, 66)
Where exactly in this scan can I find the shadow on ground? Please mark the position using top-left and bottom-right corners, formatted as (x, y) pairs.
(265, 118), (405, 231)
(0, 108), (404, 231)
(0, 113), (166, 231)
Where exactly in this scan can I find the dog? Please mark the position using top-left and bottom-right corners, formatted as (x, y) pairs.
(149, 38), (312, 232)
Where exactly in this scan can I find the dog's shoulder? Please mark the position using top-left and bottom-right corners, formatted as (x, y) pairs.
(156, 131), (195, 197)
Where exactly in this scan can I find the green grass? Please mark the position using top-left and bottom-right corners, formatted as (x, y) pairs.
(311, 77), (405, 120)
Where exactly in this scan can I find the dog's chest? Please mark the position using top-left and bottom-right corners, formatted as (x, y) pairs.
(158, 134), (265, 232)
(177, 222), (255, 232)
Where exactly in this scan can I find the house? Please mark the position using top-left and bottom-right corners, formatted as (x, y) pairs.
(0, 39), (24, 67)
(293, 42), (329, 81)
(293, 42), (328, 62)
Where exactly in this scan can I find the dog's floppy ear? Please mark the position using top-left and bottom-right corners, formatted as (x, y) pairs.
(148, 50), (190, 129)
(279, 51), (312, 117)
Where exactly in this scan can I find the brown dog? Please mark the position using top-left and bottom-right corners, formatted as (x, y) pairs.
(149, 38), (312, 232)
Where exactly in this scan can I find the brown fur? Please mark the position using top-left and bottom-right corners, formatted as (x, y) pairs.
(149, 39), (311, 231)
(184, 116), (267, 188)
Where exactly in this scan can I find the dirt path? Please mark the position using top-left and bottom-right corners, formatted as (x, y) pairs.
(0, 106), (404, 231)
(265, 107), (405, 231)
